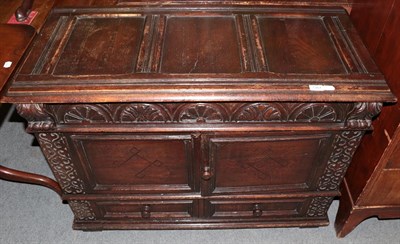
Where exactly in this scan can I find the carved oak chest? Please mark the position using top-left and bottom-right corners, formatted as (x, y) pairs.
(0, 4), (395, 230)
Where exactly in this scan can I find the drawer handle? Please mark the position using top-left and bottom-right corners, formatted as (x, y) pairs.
(141, 205), (151, 218)
(253, 204), (263, 217)
(201, 166), (214, 180)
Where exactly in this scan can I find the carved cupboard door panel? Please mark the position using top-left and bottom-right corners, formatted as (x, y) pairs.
(200, 132), (337, 196)
(38, 132), (200, 194)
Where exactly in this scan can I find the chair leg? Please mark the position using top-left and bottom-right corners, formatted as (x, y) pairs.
(0, 164), (62, 197)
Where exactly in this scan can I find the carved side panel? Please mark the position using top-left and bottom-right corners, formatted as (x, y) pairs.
(69, 200), (96, 220)
(37, 133), (86, 194)
(306, 196), (334, 217)
(316, 131), (364, 191)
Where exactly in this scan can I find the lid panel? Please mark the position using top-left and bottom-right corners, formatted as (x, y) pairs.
(161, 17), (242, 73)
(257, 17), (345, 74)
(54, 17), (145, 75)
(2, 6), (394, 103)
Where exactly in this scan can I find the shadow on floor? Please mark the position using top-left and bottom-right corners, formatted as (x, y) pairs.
(0, 103), (12, 127)
(0, 104), (38, 146)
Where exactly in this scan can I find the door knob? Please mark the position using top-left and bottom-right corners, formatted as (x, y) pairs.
(201, 166), (214, 180)
(141, 205), (151, 218)
(253, 204), (263, 217)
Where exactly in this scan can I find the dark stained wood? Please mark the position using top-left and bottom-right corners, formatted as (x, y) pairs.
(0, 3), (395, 231)
(53, 17), (145, 75)
(1, 7), (394, 104)
(161, 17), (242, 73)
(0, 0), (55, 31)
(116, 0), (352, 9)
(350, 0), (396, 54)
(204, 132), (333, 195)
(96, 200), (195, 219)
(208, 199), (305, 218)
(335, 0), (400, 237)
(257, 17), (345, 74)
(69, 133), (198, 193)
(0, 24), (35, 100)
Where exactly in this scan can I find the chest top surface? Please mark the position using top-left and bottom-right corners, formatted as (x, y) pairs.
(1, 5), (395, 104)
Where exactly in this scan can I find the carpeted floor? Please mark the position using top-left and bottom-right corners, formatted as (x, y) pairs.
(1, 105), (399, 244)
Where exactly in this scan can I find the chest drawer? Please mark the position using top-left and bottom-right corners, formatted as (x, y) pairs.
(206, 199), (306, 219)
(95, 200), (196, 220)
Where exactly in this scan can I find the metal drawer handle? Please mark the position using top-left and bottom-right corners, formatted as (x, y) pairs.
(253, 204), (263, 217)
(201, 166), (214, 180)
(141, 205), (151, 218)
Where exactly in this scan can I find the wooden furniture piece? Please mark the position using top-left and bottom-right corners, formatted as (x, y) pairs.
(0, 3), (395, 230)
(335, 0), (400, 237)
(0, 24), (35, 96)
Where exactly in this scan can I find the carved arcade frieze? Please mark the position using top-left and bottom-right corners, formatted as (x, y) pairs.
(15, 102), (382, 130)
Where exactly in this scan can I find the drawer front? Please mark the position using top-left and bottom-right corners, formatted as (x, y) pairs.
(69, 200), (197, 221)
(96, 200), (196, 220)
(202, 132), (335, 195)
(65, 133), (199, 194)
(206, 199), (306, 219)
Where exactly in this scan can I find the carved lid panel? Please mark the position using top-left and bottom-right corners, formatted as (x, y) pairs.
(2, 6), (394, 103)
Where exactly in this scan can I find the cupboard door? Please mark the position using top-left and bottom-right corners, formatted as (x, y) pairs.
(67, 133), (199, 194)
(201, 132), (334, 195)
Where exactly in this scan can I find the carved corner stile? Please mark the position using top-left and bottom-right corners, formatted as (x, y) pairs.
(317, 131), (364, 192)
(36, 133), (86, 195)
(16, 103), (55, 131)
(306, 130), (365, 218)
(345, 102), (383, 129)
(69, 200), (96, 221)
(36, 132), (97, 220)
(307, 196), (334, 217)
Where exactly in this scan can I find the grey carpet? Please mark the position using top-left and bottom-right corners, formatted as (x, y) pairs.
(1, 105), (399, 244)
